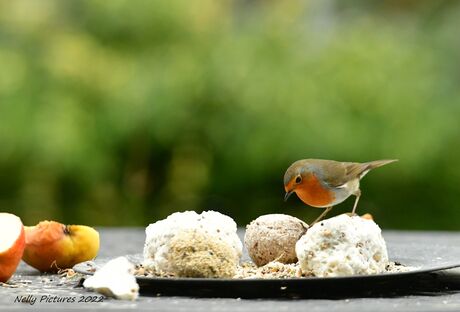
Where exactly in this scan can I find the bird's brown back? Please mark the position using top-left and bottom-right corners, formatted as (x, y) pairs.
(288, 159), (397, 188)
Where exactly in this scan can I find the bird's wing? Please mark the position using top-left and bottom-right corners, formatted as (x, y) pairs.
(315, 159), (396, 188)
(343, 162), (370, 181)
(312, 160), (350, 187)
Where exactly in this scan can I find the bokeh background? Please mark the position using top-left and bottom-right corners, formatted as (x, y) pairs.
(1, 0), (459, 229)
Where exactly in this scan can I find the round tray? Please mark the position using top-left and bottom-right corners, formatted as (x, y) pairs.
(74, 234), (460, 298)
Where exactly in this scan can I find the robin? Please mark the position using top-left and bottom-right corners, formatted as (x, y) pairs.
(284, 159), (397, 224)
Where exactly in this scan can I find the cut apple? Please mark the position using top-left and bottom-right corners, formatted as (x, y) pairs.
(22, 221), (100, 273)
(0, 213), (25, 282)
(361, 213), (374, 220)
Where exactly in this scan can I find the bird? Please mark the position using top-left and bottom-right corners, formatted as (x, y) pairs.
(284, 159), (397, 224)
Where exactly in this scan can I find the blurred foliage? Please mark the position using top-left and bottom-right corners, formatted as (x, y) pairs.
(0, 0), (459, 229)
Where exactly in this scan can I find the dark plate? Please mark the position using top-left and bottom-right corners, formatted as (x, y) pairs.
(74, 233), (460, 298)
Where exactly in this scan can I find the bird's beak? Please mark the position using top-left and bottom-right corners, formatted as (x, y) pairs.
(284, 191), (294, 202)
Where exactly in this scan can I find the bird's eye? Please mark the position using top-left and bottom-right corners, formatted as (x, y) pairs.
(295, 176), (302, 184)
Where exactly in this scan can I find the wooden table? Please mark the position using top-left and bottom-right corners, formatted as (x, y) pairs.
(2, 228), (460, 311)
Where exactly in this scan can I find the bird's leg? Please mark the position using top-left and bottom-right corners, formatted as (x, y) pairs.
(351, 189), (361, 215)
(311, 206), (332, 225)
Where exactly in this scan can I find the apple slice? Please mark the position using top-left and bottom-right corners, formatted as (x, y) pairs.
(0, 213), (25, 282)
(22, 221), (99, 273)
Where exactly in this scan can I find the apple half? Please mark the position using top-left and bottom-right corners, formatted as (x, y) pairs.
(22, 221), (100, 273)
(0, 213), (26, 282)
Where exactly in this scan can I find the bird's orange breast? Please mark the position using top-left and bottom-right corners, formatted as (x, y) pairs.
(295, 173), (335, 208)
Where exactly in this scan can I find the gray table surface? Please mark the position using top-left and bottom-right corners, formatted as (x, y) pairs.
(2, 228), (460, 311)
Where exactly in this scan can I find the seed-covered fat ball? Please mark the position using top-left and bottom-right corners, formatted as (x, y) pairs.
(244, 214), (308, 266)
(296, 214), (389, 277)
(166, 230), (238, 278)
(143, 210), (242, 278)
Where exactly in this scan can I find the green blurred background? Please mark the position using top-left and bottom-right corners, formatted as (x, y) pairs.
(0, 0), (459, 230)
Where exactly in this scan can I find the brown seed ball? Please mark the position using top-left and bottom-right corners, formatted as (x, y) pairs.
(244, 214), (308, 267)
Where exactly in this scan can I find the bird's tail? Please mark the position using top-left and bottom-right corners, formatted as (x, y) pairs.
(350, 159), (398, 180)
(365, 159), (398, 170)
(344, 159), (398, 181)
